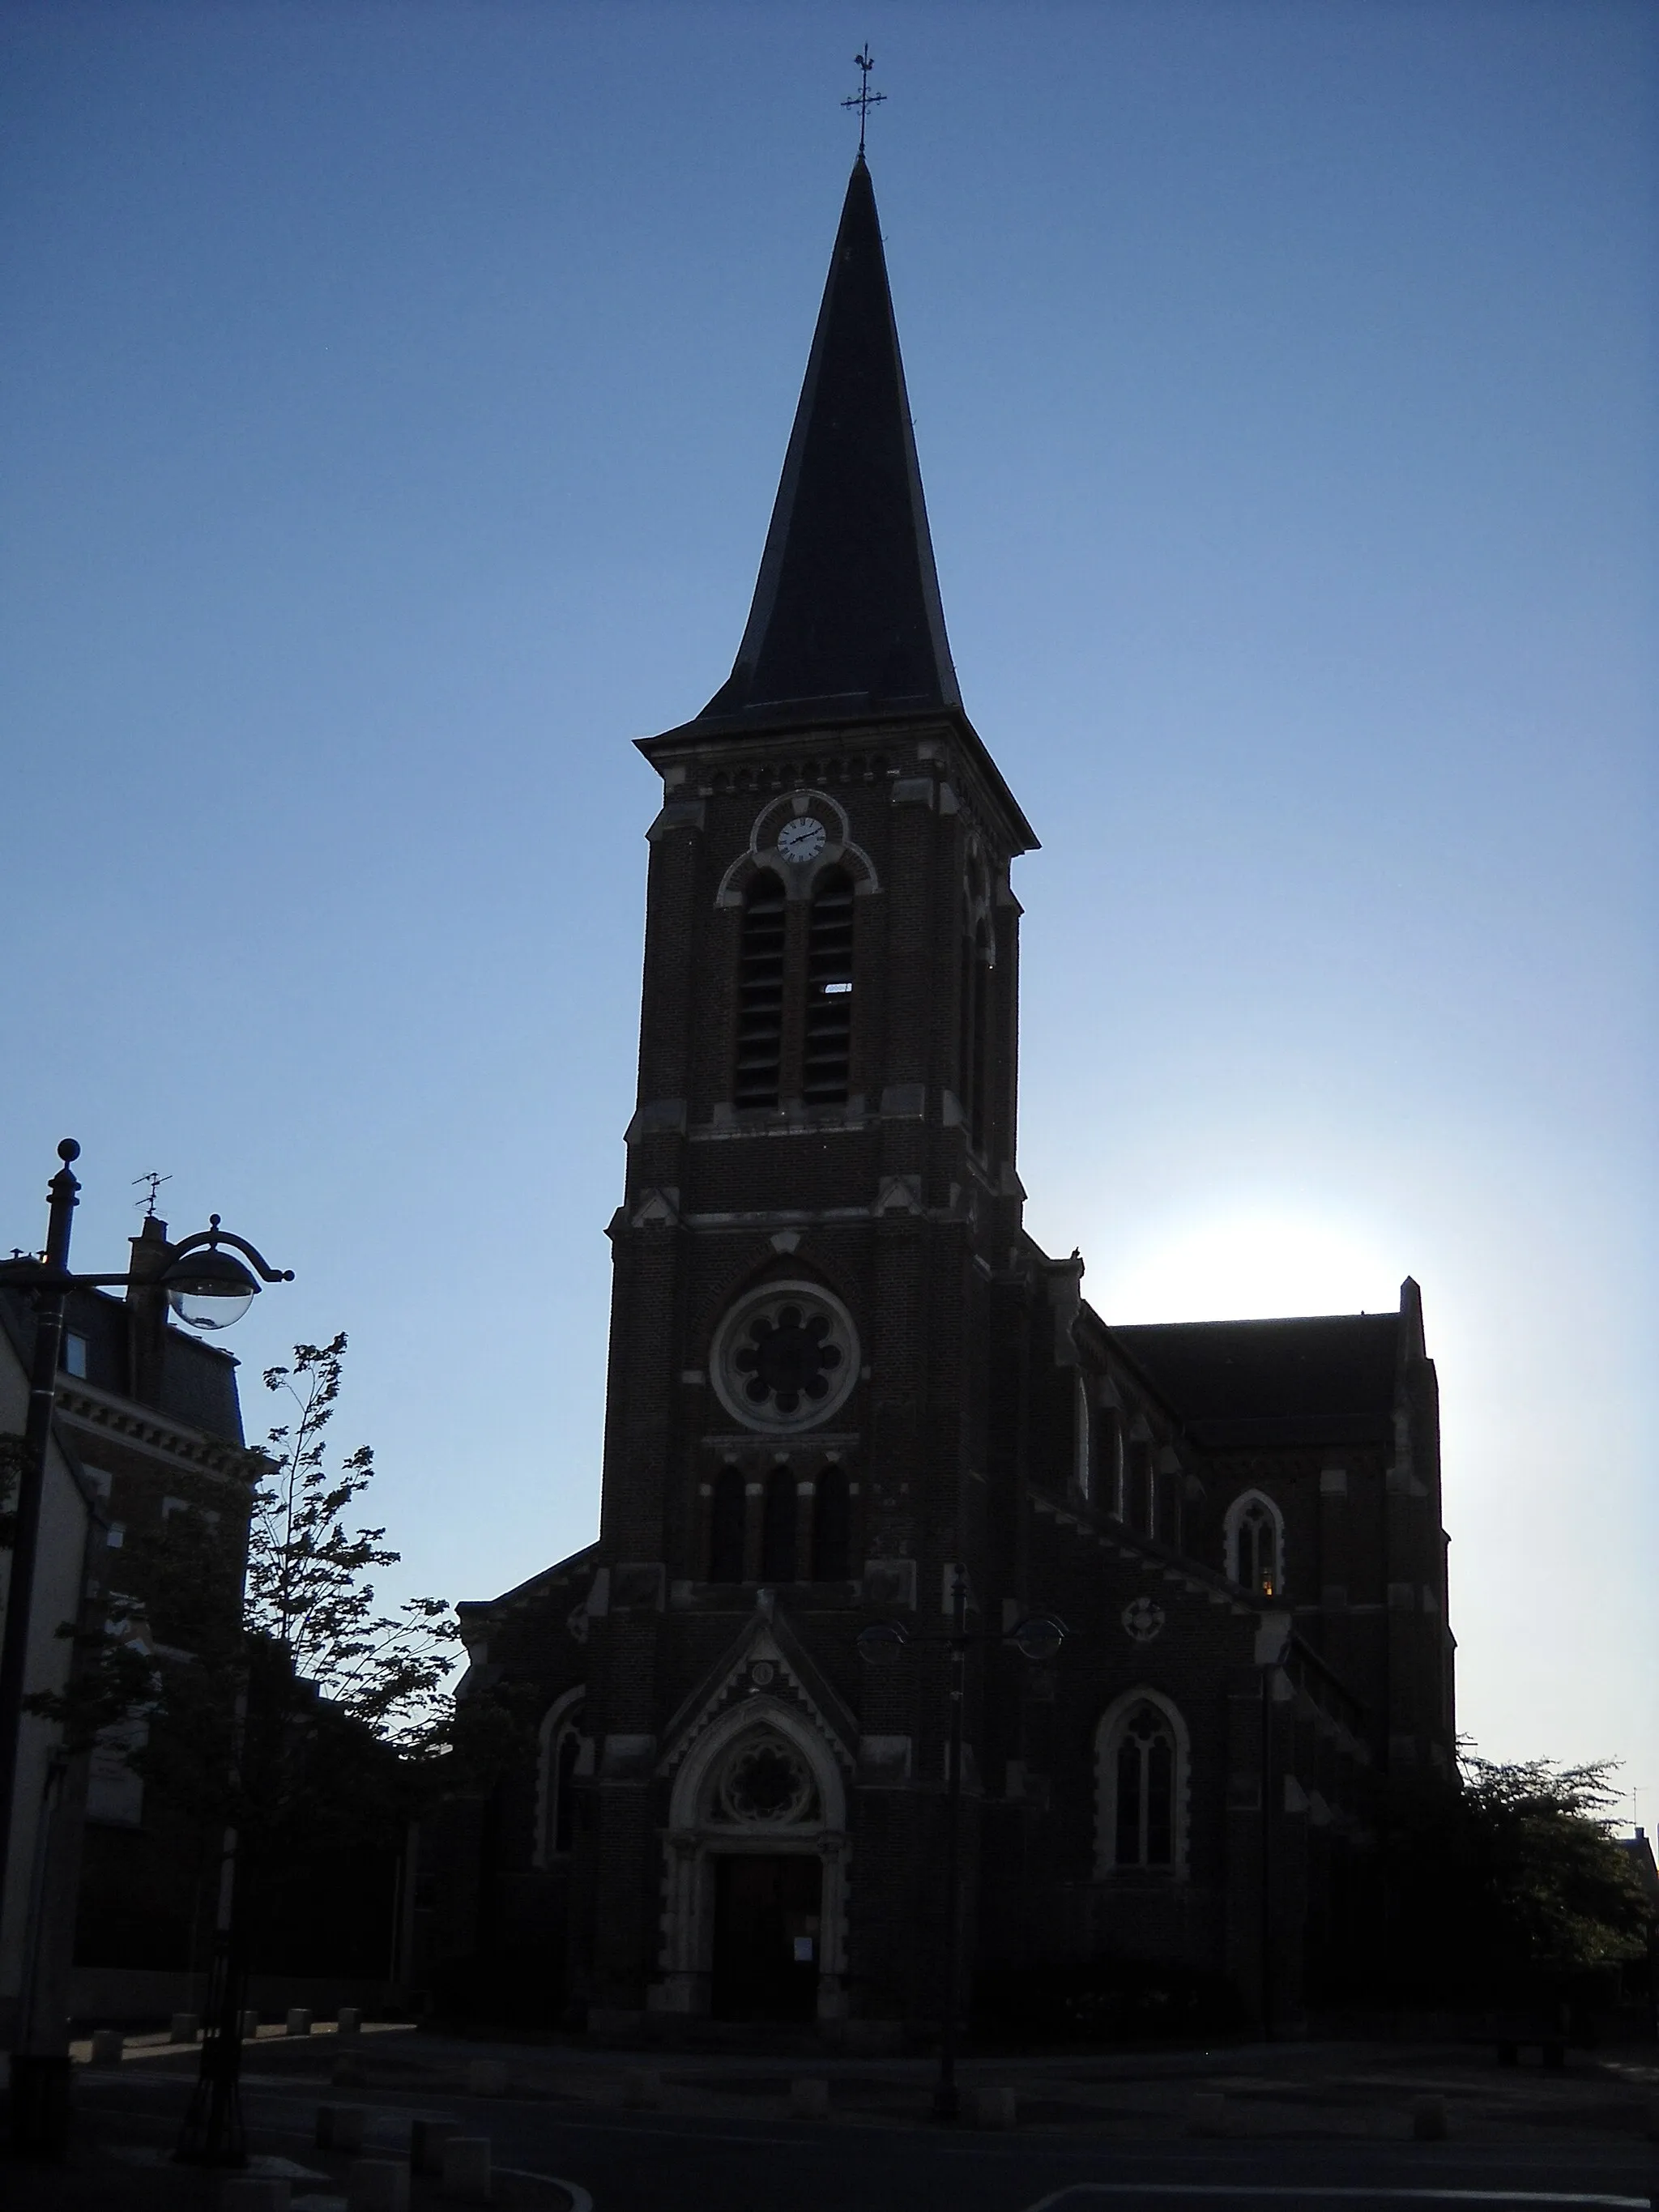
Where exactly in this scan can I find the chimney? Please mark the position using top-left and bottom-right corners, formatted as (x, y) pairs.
(126, 1215), (173, 1407)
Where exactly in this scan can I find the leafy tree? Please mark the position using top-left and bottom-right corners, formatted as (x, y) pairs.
(1373, 1747), (1653, 2009)
(247, 1333), (455, 1750)
(21, 1332), (458, 1975)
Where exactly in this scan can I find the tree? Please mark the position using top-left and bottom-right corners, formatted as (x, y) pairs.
(1374, 1747), (1653, 2011)
(247, 1333), (455, 1750)
(24, 1331), (458, 1945)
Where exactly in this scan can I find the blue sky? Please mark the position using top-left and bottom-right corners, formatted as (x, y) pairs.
(2, 2), (1653, 1818)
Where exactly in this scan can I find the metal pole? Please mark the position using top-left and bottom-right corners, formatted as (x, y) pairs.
(177, 1681), (250, 2166)
(932, 1566), (967, 2123)
(1259, 1660), (1274, 2041)
(0, 1142), (80, 1968)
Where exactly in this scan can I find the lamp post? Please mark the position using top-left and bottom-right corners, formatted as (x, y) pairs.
(857, 1568), (1065, 2122)
(0, 1140), (290, 2153)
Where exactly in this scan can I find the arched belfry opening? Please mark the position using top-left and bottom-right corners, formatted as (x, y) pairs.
(735, 872), (787, 1106)
(802, 867), (855, 1104)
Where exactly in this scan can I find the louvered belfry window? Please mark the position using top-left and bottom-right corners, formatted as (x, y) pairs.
(735, 873), (787, 1106)
(803, 868), (855, 1104)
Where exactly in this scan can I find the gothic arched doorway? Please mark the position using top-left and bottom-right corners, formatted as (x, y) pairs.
(655, 1699), (850, 2022)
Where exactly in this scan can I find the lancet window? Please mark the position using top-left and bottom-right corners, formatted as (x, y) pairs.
(709, 1465), (745, 1583)
(812, 1464), (851, 1580)
(1225, 1490), (1284, 1598)
(1096, 1691), (1188, 1876)
(761, 1468), (796, 1581)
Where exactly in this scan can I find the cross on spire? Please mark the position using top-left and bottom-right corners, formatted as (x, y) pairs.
(842, 47), (885, 158)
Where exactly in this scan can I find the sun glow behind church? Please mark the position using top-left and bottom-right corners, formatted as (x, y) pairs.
(1094, 1203), (1402, 1330)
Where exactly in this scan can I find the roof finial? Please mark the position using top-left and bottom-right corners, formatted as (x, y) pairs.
(842, 46), (885, 160)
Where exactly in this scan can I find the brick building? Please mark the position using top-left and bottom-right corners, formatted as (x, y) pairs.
(0, 1213), (253, 2040)
(424, 156), (1454, 2036)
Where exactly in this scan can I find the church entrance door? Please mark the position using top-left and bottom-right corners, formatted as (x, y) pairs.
(710, 1854), (821, 2022)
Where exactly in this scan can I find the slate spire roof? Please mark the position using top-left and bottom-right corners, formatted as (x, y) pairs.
(697, 156), (962, 725)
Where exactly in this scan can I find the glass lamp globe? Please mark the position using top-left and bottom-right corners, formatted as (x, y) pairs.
(855, 1622), (910, 1668)
(1010, 1616), (1066, 1663)
(162, 1247), (259, 1332)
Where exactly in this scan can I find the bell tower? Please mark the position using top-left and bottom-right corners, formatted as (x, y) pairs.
(577, 156), (1038, 2026)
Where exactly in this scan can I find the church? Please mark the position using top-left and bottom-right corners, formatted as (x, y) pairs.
(421, 155), (1455, 2040)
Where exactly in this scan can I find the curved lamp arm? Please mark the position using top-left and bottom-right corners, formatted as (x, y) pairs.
(168, 1216), (293, 1285)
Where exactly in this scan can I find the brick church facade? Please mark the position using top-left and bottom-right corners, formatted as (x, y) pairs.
(422, 156), (1455, 2037)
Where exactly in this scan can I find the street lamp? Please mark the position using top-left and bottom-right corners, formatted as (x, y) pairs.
(0, 1140), (290, 2154)
(857, 1569), (1066, 2122)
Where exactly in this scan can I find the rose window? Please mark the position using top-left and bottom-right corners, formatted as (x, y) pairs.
(715, 1733), (818, 1826)
(736, 1305), (842, 1413)
(710, 1281), (859, 1433)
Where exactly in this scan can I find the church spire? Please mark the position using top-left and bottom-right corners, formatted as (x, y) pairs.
(697, 158), (962, 726)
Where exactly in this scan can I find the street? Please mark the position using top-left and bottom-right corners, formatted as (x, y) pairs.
(6, 2027), (1652, 2212)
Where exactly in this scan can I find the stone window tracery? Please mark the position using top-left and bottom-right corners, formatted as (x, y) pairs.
(1095, 1688), (1189, 1877)
(1225, 1490), (1285, 1597)
(710, 1281), (859, 1434)
(710, 1730), (821, 1826)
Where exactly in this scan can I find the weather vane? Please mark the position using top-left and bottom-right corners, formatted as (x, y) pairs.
(842, 47), (885, 159)
(133, 1170), (173, 1217)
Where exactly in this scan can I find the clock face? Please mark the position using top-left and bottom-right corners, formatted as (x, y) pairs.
(777, 815), (827, 865)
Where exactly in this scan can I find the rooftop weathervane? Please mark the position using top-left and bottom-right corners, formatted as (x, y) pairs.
(842, 47), (885, 159)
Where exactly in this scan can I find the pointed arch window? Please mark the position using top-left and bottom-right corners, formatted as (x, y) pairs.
(812, 1464), (851, 1580)
(1096, 1690), (1188, 1877)
(1225, 1490), (1284, 1597)
(710, 1465), (745, 1583)
(957, 916), (994, 1144)
(761, 1468), (796, 1581)
(1107, 1415), (1126, 1519)
(735, 873), (787, 1106)
(1073, 1377), (1093, 1503)
(1131, 1439), (1154, 1535)
(803, 869), (855, 1105)
(535, 1690), (586, 1865)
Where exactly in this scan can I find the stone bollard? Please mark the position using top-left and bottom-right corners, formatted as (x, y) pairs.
(970, 2084), (1017, 2130)
(220, 2181), (291, 2212)
(169, 2011), (201, 2045)
(440, 2136), (492, 2202)
(317, 2104), (367, 2151)
(621, 2066), (662, 2109)
(1187, 2091), (1227, 2137)
(286, 2006), (313, 2038)
(240, 2010), (261, 2041)
(789, 2076), (830, 2119)
(463, 2056), (507, 2096)
(347, 2160), (409, 2212)
(411, 2117), (462, 2175)
(89, 2029), (124, 2068)
(337, 2005), (363, 2038)
(1412, 2093), (1449, 2142)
